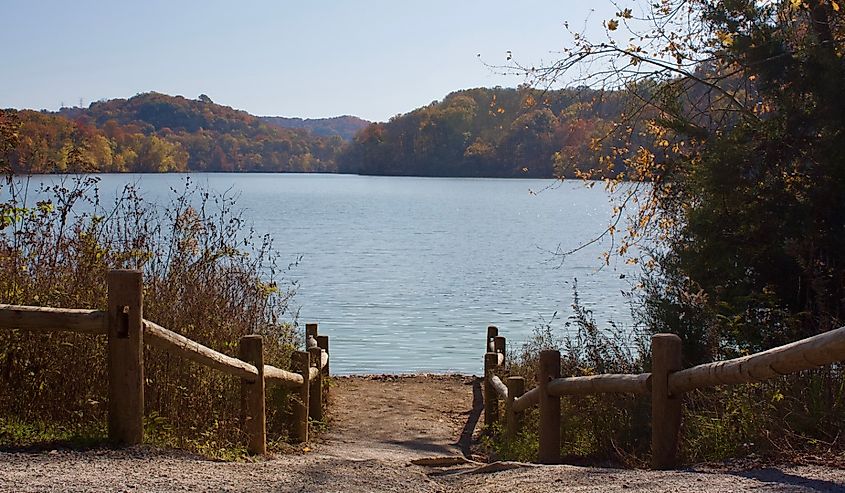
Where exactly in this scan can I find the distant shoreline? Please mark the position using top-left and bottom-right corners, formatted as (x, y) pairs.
(10, 170), (583, 181)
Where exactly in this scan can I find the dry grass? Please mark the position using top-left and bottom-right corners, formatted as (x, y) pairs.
(0, 175), (301, 455)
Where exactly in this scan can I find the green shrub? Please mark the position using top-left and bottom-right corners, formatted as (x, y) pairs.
(682, 369), (845, 462)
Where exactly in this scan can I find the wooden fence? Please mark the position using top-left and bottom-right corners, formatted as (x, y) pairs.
(0, 269), (330, 455)
(483, 324), (845, 468)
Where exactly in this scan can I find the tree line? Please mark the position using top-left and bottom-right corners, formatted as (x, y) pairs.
(1, 93), (345, 174)
(339, 86), (647, 178)
(1, 89), (643, 178)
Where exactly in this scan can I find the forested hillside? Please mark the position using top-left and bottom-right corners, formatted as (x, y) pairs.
(1, 88), (639, 177)
(2, 93), (344, 173)
(338, 86), (640, 178)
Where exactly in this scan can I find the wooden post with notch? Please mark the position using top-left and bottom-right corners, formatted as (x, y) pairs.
(506, 376), (525, 440)
(292, 350), (310, 442)
(107, 269), (144, 445)
(239, 335), (266, 455)
(308, 346), (323, 423)
(484, 352), (499, 427)
(487, 325), (498, 352)
(651, 333), (682, 469)
(306, 322), (318, 346)
(538, 349), (561, 464)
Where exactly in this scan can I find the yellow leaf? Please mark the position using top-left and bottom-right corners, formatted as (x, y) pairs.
(832, 0), (841, 11)
(716, 31), (734, 47)
(607, 19), (619, 31)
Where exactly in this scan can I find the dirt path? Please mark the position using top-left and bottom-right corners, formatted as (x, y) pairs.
(322, 375), (480, 461)
(1, 375), (844, 492)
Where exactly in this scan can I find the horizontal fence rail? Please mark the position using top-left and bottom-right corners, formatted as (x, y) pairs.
(0, 270), (331, 455)
(489, 374), (508, 400)
(512, 386), (540, 413)
(548, 373), (651, 397)
(143, 320), (259, 381)
(264, 364), (305, 386)
(482, 323), (845, 469)
(0, 304), (107, 334)
(669, 325), (845, 394)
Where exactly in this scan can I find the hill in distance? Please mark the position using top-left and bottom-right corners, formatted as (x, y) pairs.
(6, 92), (351, 173)
(261, 115), (370, 141)
(338, 86), (636, 178)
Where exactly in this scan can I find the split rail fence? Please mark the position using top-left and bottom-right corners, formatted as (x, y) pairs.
(483, 324), (845, 468)
(0, 269), (330, 455)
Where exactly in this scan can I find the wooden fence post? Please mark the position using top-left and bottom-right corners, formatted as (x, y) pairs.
(651, 333), (682, 469)
(494, 335), (506, 363)
(106, 269), (144, 446)
(538, 349), (561, 464)
(506, 376), (525, 440)
(308, 346), (323, 423)
(484, 352), (499, 427)
(239, 335), (266, 455)
(316, 335), (329, 376)
(292, 350), (310, 442)
(487, 325), (498, 352)
(306, 323), (318, 348)
(484, 325), (499, 428)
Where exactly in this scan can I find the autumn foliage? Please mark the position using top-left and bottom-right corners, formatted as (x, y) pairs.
(2, 93), (345, 174)
(340, 86), (634, 178)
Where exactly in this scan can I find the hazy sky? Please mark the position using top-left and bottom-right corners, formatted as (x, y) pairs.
(1, 1), (618, 121)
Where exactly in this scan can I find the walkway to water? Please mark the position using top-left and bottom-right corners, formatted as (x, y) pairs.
(1, 375), (844, 492)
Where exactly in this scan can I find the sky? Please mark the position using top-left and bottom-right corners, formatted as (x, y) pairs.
(1, 1), (619, 122)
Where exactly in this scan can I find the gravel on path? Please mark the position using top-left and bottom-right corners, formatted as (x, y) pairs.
(1, 375), (843, 492)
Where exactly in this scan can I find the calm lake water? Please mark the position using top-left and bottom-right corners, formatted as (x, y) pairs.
(26, 173), (640, 374)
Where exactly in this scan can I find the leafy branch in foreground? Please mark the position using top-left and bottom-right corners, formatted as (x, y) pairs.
(507, 0), (845, 355)
(490, 0), (845, 465)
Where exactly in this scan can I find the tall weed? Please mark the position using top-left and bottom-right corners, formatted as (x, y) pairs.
(493, 284), (651, 465)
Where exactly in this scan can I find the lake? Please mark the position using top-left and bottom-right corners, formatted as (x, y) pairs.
(28, 173), (640, 375)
